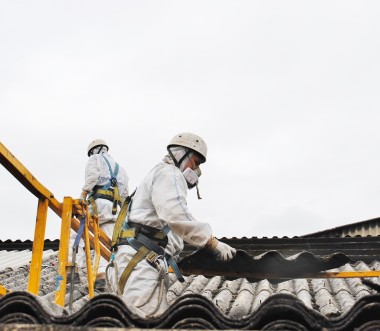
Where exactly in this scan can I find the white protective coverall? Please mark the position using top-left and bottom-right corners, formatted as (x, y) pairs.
(108, 160), (212, 317)
(70, 150), (129, 273)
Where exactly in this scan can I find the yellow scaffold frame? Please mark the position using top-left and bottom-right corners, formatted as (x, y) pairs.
(0, 285), (10, 297)
(0, 142), (111, 306)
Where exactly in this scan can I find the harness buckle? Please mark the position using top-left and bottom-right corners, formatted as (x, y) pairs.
(110, 177), (117, 187)
(146, 251), (159, 264)
(120, 228), (136, 239)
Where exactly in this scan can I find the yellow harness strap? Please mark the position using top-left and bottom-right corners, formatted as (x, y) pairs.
(111, 200), (130, 249)
(95, 189), (121, 200)
(117, 227), (167, 294)
(112, 186), (121, 215)
(93, 188), (122, 215)
(119, 245), (150, 293)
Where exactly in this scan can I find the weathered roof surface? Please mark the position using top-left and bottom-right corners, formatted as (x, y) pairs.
(0, 249), (56, 273)
(1, 290), (380, 330)
(0, 248), (380, 329)
(169, 261), (380, 318)
(302, 216), (380, 238)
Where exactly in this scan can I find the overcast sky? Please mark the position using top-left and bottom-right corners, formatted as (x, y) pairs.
(1, 1), (380, 241)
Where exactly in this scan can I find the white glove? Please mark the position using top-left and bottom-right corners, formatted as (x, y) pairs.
(80, 190), (89, 200)
(205, 236), (236, 262)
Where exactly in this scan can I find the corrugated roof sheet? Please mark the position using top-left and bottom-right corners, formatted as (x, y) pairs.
(178, 249), (351, 283)
(1, 286), (380, 330)
(0, 251), (380, 320)
(1, 232), (380, 330)
(169, 261), (380, 318)
(0, 249), (56, 272)
(302, 217), (380, 238)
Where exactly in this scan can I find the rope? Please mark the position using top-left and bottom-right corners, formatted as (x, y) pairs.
(105, 253), (122, 295)
(135, 260), (167, 317)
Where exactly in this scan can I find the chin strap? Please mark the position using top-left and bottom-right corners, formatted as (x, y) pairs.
(167, 146), (191, 170)
(196, 184), (202, 199)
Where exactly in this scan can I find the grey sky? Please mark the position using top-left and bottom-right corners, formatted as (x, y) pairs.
(1, 1), (380, 240)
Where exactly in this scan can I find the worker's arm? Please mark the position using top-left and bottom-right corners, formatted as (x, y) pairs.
(82, 155), (101, 193)
(152, 165), (212, 248)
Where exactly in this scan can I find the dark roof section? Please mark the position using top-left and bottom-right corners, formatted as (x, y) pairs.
(0, 239), (59, 251)
(178, 249), (351, 283)
(1, 291), (380, 330)
(1, 236), (379, 263)
(301, 217), (380, 238)
(183, 236), (380, 263)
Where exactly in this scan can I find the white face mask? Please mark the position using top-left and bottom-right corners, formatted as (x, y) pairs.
(183, 167), (201, 189)
(194, 167), (202, 177)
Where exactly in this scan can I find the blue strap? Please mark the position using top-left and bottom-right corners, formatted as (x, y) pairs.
(166, 255), (185, 282)
(122, 222), (184, 282)
(73, 215), (86, 250)
(102, 155), (119, 190)
(114, 163), (119, 177)
(161, 225), (171, 235)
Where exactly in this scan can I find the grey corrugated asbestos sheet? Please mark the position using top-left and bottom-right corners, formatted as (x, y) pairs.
(0, 249), (379, 318)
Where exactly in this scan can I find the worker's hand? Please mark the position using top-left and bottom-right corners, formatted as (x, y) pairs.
(205, 236), (236, 262)
(80, 190), (88, 200)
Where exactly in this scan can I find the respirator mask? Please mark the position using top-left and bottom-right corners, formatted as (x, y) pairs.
(182, 166), (202, 189)
(167, 146), (203, 199)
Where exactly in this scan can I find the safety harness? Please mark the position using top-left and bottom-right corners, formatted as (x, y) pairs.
(106, 193), (185, 296)
(88, 155), (122, 216)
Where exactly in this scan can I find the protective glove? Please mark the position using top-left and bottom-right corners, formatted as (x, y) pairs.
(205, 236), (236, 262)
(80, 190), (89, 200)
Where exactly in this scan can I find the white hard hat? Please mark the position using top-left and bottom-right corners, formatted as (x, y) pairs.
(87, 139), (109, 156)
(167, 133), (207, 163)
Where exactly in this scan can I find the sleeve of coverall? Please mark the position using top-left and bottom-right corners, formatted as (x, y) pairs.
(82, 155), (101, 192)
(119, 168), (129, 201)
(151, 166), (212, 247)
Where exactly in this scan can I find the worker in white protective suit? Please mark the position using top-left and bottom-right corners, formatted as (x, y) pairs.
(69, 139), (129, 289)
(107, 132), (236, 317)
